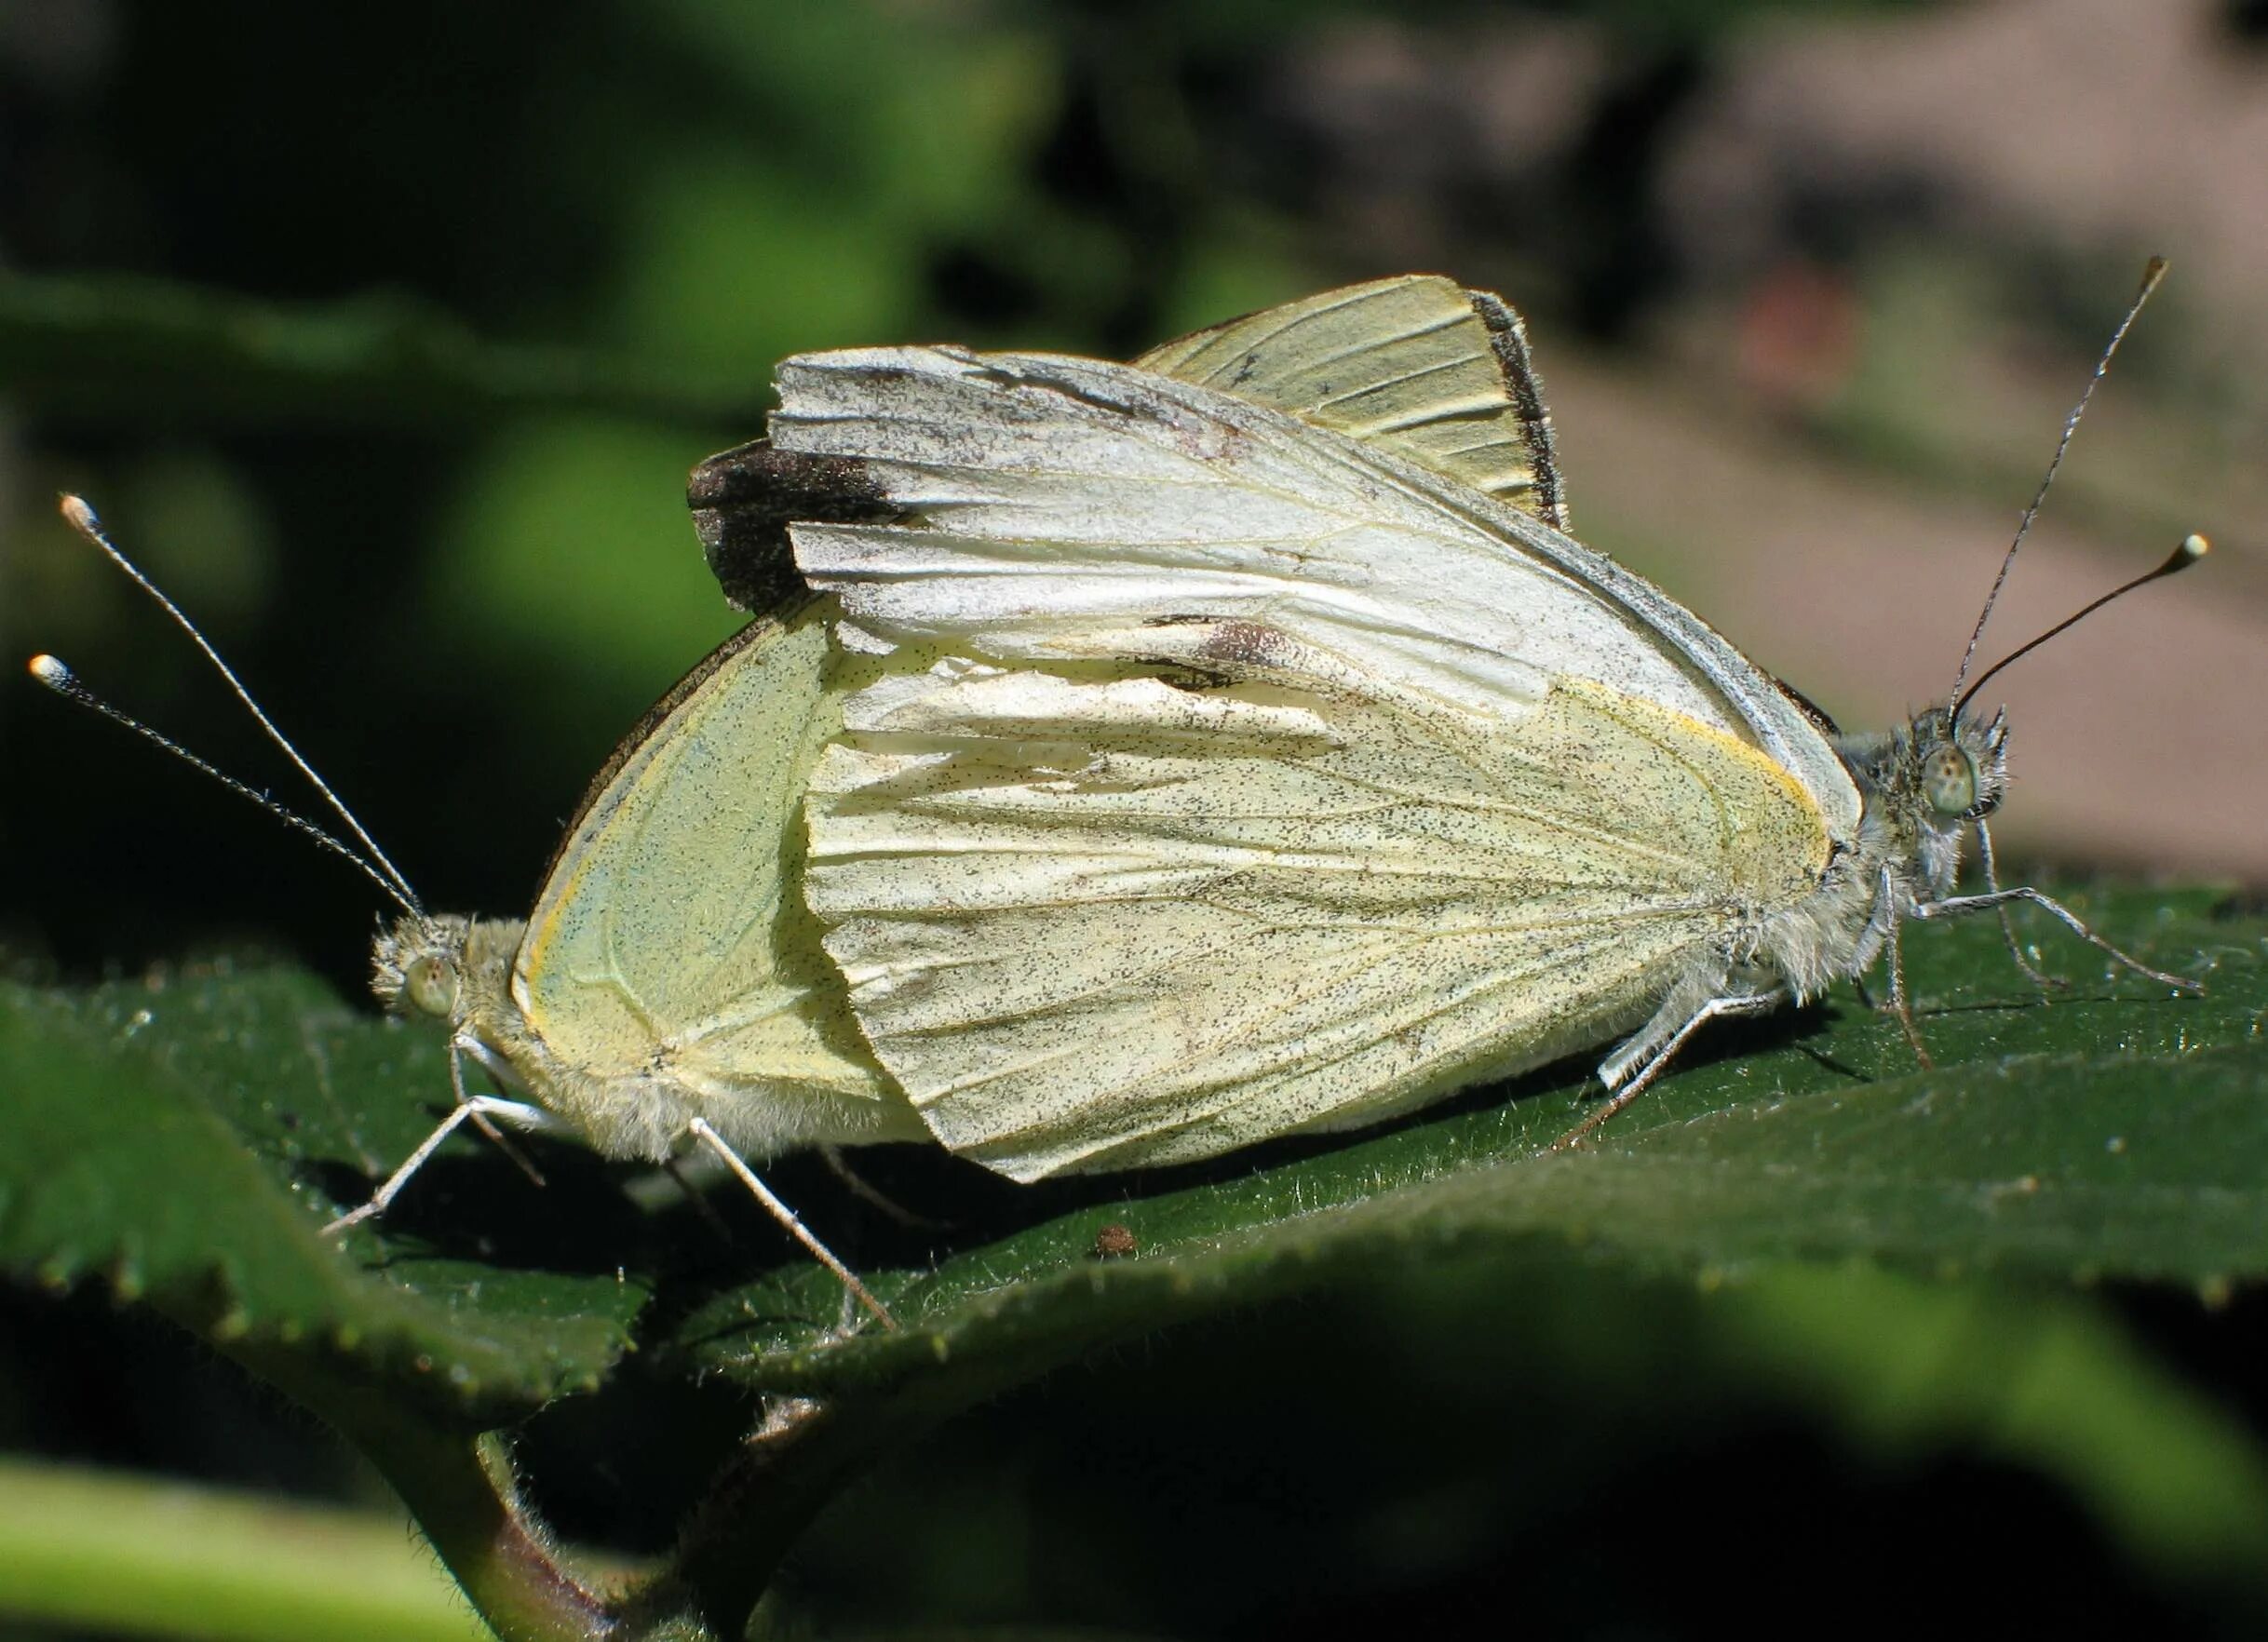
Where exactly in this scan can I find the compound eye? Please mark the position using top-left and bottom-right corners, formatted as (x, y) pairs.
(1921, 743), (1978, 816)
(403, 954), (458, 1017)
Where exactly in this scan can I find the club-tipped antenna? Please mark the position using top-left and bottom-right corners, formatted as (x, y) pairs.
(50, 493), (423, 913)
(1954, 532), (2207, 719)
(1950, 256), (2169, 700)
(30, 653), (421, 915)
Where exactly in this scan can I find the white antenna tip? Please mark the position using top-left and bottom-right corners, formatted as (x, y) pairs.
(2179, 532), (2210, 562)
(28, 653), (72, 688)
(58, 494), (97, 534)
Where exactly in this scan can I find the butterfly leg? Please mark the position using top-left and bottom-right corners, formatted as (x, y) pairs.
(1975, 819), (2068, 995)
(657, 1156), (738, 1244)
(819, 1144), (942, 1231)
(685, 1118), (898, 1331)
(452, 1041), (548, 1188)
(323, 1095), (567, 1235)
(1553, 990), (1786, 1151)
(1880, 903), (1935, 1071)
(1914, 886), (2202, 992)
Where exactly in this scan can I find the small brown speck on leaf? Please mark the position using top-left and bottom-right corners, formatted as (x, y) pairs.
(1091, 1222), (1139, 1259)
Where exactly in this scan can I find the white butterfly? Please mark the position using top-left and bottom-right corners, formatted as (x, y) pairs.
(43, 275), (2199, 1328)
(38, 508), (912, 1323)
(699, 272), (2199, 1179)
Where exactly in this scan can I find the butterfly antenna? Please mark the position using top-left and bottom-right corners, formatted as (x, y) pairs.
(50, 494), (424, 913)
(1949, 256), (2169, 700)
(1954, 532), (2207, 719)
(30, 653), (421, 914)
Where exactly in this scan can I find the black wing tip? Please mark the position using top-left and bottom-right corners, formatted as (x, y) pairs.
(687, 440), (908, 611)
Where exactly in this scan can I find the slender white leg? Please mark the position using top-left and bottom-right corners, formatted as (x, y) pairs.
(1975, 820), (2065, 993)
(450, 1043), (547, 1188)
(1879, 884), (1934, 1070)
(1556, 991), (1786, 1151)
(686, 1118), (898, 1331)
(1916, 886), (2201, 992)
(323, 1096), (566, 1234)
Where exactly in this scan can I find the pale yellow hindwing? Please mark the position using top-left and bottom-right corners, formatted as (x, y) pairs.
(1133, 273), (1569, 528)
(806, 649), (1830, 1181)
(517, 608), (884, 1107)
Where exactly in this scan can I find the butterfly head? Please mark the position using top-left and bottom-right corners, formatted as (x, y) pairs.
(1836, 704), (2010, 895)
(1907, 704), (2010, 827)
(1879, 703), (2010, 895)
(371, 913), (523, 1029)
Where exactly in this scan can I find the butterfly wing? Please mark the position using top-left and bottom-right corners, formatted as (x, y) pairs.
(1133, 273), (1569, 529)
(807, 626), (1831, 1179)
(687, 276), (1567, 612)
(512, 607), (899, 1154)
(771, 341), (1856, 831)
(764, 297), (1859, 1178)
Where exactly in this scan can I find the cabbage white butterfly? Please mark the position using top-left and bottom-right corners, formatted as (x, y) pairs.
(41, 271), (2200, 1328)
(34, 504), (907, 1325)
(695, 269), (2203, 1179)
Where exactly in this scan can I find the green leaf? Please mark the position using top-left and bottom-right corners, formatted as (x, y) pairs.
(5, 888), (2257, 1418)
(7, 885), (2257, 1403)
(766, 1258), (2268, 1631)
(4, 886), (2260, 1636)
(668, 885), (2266, 1393)
(0, 964), (642, 1424)
(1724, 1265), (2268, 1583)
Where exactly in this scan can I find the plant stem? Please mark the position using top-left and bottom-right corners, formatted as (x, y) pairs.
(0, 1455), (492, 1642)
(223, 1341), (628, 1642)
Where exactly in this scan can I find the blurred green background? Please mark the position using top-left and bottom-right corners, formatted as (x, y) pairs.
(3, 1), (2267, 1637)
